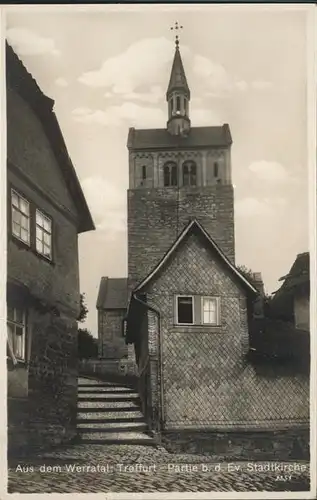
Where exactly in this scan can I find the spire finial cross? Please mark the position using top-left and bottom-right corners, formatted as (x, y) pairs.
(170, 21), (183, 47)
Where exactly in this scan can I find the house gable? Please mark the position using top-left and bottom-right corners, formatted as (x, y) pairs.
(135, 219), (258, 296)
(6, 43), (94, 233)
(7, 86), (77, 216)
(141, 229), (253, 303)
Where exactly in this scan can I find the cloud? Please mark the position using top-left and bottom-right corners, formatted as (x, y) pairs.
(190, 108), (223, 126)
(193, 55), (248, 96)
(120, 85), (164, 104)
(248, 161), (289, 182)
(78, 36), (272, 104)
(6, 27), (60, 56)
(81, 176), (126, 234)
(78, 37), (176, 93)
(235, 198), (273, 217)
(72, 102), (164, 128)
(235, 197), (287, 217)
(55, 77), (68, 87)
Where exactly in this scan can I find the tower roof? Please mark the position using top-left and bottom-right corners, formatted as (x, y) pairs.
(166, 45), (190, 98)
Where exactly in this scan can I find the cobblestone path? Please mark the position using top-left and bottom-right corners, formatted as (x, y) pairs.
(8, 443), (310, 493)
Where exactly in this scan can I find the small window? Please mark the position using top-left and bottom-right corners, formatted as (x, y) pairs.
(36, 209), (52, 259)
(171, 164), (178, 186)
(164, 165), (170, 187)
(214, 162), (219, 178)
(183, 163), (189, 186)
(202, 297), (219, 325)
(182, 161), (197, 186)
(7, 306), (26, 361)
(177, 296), (193, 324)
(176, 96), (181, 113)
(163, 162), (178, 187)
(11, 190), (30, 245)
(142, 165), (146, 180)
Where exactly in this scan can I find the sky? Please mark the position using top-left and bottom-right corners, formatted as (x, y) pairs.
(4, 5), (310, 336)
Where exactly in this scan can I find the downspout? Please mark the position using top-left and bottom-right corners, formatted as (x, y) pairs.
(132, 293), (164, 433)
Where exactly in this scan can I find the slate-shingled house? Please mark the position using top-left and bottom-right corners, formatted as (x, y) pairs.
(126, 219), (258, 430)
(6, 42), (94, 454)
(96, 277), (128, 359)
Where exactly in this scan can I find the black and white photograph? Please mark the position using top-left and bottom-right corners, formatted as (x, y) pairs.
(1, 3), (315, 497)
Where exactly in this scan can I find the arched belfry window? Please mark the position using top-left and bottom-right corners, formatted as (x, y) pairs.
(163, 162), (178, 187)
(182, 161), (197, 186)
(176, 96), (181, 114)
(142, 165), (147, 180)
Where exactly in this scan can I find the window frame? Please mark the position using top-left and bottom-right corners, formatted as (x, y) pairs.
(35, 208), (53, 261)
(7, 305), (27, 362)
(201, 296), (220, 326)
(11, 188), (31, 246)
(175, 295), (195, 325)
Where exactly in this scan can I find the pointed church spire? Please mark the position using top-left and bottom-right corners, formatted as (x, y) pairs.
(167, 22), (191, 136)
(167, 40), (190, 98)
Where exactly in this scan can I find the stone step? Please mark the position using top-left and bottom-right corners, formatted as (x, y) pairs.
(78, 387), (135, 394)
(78, 383), (129, 388)
(78, 377), (116, 385)
(76, 410), (144, 420)
(78, 438), (156, 446)
(77, 395), (140, 403)
(78, 399), (140, 408)
(78, 431), (153, 441)
(76, 416), (145, 424)
(77, 406), (141, 413)
(77, 423), (148, 432)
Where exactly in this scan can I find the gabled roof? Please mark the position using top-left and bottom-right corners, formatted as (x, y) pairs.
(96, 277), (128, 310)
(6, 42), (95, 234)
(167, 45), (190, 98)
(134, 219), (258, 295)
(276, 252), (309, 293)
(127, 124), (232, 151)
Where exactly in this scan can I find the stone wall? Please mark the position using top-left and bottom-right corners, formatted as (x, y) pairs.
(98, 309), (128, 359)
(7, 311), (78, 456)
(161, 428), (309, 461)
(7, 85), (81, 455)
(144, 231), (309, 430)
(128, 184), (235, 289)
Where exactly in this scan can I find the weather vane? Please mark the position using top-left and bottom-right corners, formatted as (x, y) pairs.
(170, 21), (183, 47)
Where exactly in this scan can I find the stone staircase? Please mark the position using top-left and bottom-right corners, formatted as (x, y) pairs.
(76, 377), (156, 446)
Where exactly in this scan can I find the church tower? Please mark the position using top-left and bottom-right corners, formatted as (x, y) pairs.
(127, 30), (235, 290)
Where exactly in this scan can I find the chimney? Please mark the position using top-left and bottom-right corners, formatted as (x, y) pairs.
(252, 272), (265, 297)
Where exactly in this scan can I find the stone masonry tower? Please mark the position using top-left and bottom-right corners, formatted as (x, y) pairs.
(127, 33), (235, 290)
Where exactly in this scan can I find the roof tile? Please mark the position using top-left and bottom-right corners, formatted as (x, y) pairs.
(127, 124), (232, 150)
(97, 277), (128, 310)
